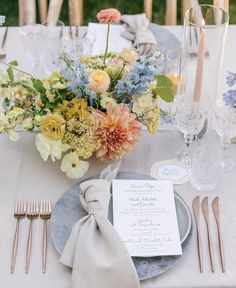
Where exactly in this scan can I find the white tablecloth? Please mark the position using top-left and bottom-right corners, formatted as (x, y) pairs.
(0, 26), (236, 288)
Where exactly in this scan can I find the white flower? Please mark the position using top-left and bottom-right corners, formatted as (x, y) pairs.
(132, 93), (156, 115)
(21, 117), (33, 130)
(119, 48), (139, 63)
(8, 130), (20, 141)
(0, 114), (8, 132)
(35, 133), (62, 162)
(34, 115), (42, 126)
(100, 96), (118, 109)
(61, 152), (89, 179)
(8, 107), (25, 120)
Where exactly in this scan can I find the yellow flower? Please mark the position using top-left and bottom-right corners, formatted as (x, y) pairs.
(119, 48), (139, 63)
(89, 69), (110, 94)
(56, 98), (89, 120)
(46, 90), (55, 103)
(8, 107), (25, 119)
(41, 114), (65, 140)
(0, 114), (8, 132)
(21, 117), (33, 130)
(100, 96), (118, 109)
(79, 55), (90, 64)
(43, 71), (61, 86)
(34, 115), (42, 126)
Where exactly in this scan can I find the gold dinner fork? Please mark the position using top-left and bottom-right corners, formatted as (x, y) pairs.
(11, 200), (27, 274)
(25, 201), (39, 273)
(40, 200), (52, 273)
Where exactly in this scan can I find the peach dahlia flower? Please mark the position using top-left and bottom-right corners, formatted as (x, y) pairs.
(92, 104), (141, 161)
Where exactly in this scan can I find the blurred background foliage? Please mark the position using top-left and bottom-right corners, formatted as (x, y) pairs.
(0, 0), (235, 26)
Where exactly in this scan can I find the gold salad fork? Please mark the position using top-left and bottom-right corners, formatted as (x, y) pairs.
(11, 201), (27, 273)
(40, 200), (52, 273)
(25, 201), (39, 273)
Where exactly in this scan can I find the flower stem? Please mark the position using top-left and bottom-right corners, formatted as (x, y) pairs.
(0, 60), (34, 78)
(103, 22), (110, 65)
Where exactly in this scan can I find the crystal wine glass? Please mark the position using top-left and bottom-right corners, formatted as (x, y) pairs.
(175, 91), (211, 166)
(19, 24), (46, 77)
(214, 102), (236, 172)
(41, 20), (65, 75)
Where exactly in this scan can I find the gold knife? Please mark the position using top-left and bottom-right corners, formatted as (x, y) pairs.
(212, 197), (225, 272)
(201, 197), (215, 272)
(192, 196), (203, 273)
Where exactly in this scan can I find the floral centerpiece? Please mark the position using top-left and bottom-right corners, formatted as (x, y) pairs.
(0, 9), (174, 179)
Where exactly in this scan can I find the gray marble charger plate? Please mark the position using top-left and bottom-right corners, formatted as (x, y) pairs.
(51, 172), (192, 281)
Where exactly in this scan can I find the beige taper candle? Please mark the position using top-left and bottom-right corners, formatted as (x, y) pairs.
(68, 0), (83, 26)
(47, 0), (64, 24)
(193, 24), (206, 103)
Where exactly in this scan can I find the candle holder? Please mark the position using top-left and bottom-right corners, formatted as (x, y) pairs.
(179, 5), (229, 101)
(175, 4), (229, 166)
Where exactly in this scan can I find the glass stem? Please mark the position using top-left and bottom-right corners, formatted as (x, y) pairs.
(221, 136), (230, 162)
(184, 133), (193, 157)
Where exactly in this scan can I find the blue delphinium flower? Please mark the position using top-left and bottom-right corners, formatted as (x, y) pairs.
(224, 72), (236, 107)
(115, 52), (164, 99)
(223, 89), (236, 107)
(60, 56), (95, 103)
(226, 72), (236, 87)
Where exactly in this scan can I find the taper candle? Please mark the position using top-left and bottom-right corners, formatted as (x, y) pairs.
(193, 21), (206, 103)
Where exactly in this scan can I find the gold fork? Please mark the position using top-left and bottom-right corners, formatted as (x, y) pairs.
(11, 200), (27, 273)
(40, 200), (52, 273)
(25, 201), (39, 273)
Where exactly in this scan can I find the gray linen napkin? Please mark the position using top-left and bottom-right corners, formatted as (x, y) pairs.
(120, 13), (157, 55)
(60, 162), (140, 288)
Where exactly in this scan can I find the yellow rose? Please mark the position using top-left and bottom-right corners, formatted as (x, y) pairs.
(41, 114), (65, 140)
(89, 70), (110, 94)
(119, 48), (139, 63)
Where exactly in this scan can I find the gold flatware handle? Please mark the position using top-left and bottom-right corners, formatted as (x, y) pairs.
(196, 225), (203, 273)
(202, 197), (215, 273)
(192, 196), (203, 273)
(207, 226), (215, 272)
(212, 197), (226, 272)
(42, 220), (48, 273)
(11, 219), (20, 274)
(218, 226), (226, 272)
(25, 220), (33, 273)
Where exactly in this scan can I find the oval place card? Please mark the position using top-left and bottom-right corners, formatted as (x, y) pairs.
(151, 160), (191, 185)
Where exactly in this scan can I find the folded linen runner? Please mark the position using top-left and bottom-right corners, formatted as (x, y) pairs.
(120, 13), (157, 55)
(60, 162), (140, 288)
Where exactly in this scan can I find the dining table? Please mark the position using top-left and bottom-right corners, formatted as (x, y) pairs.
(0, 25), (236, 288)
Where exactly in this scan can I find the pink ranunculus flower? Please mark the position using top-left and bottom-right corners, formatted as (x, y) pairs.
(89, 70), (110, 94)
(97, 8), (121, 24)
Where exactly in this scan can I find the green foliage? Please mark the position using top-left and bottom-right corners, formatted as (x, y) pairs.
(31, 79), (46, 94)
(7, 67), (14, 82)
(155, 75), (175, 103)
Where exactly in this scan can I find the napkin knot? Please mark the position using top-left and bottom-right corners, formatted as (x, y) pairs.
(80, 180), (111, 216)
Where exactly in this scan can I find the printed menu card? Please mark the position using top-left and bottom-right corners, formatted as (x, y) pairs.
(112, 180), (182, 257)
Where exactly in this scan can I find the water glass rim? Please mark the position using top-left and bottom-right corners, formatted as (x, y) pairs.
(184, 4), (229, 28)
